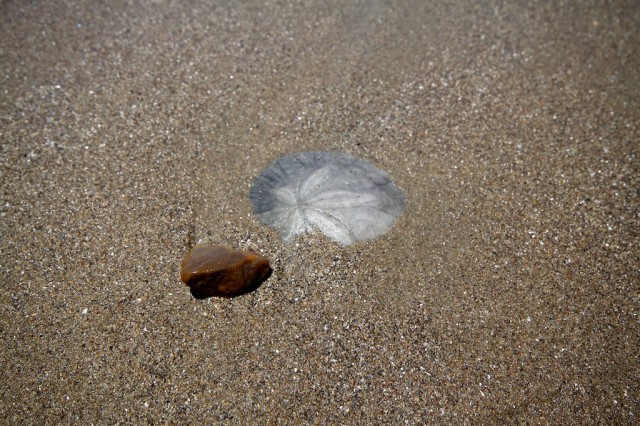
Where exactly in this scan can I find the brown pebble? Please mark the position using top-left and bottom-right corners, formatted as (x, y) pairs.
(180, 244), (272, 298)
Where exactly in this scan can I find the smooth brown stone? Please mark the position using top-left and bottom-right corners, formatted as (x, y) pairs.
(180, 244), (272, 298)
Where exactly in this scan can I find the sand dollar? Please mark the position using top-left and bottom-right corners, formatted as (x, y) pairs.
(250, 151), (405, 245)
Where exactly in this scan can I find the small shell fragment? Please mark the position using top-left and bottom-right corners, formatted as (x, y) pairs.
(180, 244), (272, 298)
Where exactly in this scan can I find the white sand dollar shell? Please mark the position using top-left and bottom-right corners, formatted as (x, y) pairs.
(250, 151), (405, 245)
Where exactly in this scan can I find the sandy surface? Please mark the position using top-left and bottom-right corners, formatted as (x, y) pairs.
(1, 0), (639, 423)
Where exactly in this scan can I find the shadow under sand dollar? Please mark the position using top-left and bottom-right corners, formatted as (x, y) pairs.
(250, 151), (405, 245)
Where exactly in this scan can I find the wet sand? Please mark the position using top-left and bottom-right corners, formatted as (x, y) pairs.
(1, 1), (639, 423)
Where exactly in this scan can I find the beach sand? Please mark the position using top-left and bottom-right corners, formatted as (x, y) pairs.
(1, 1), (638, 423)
